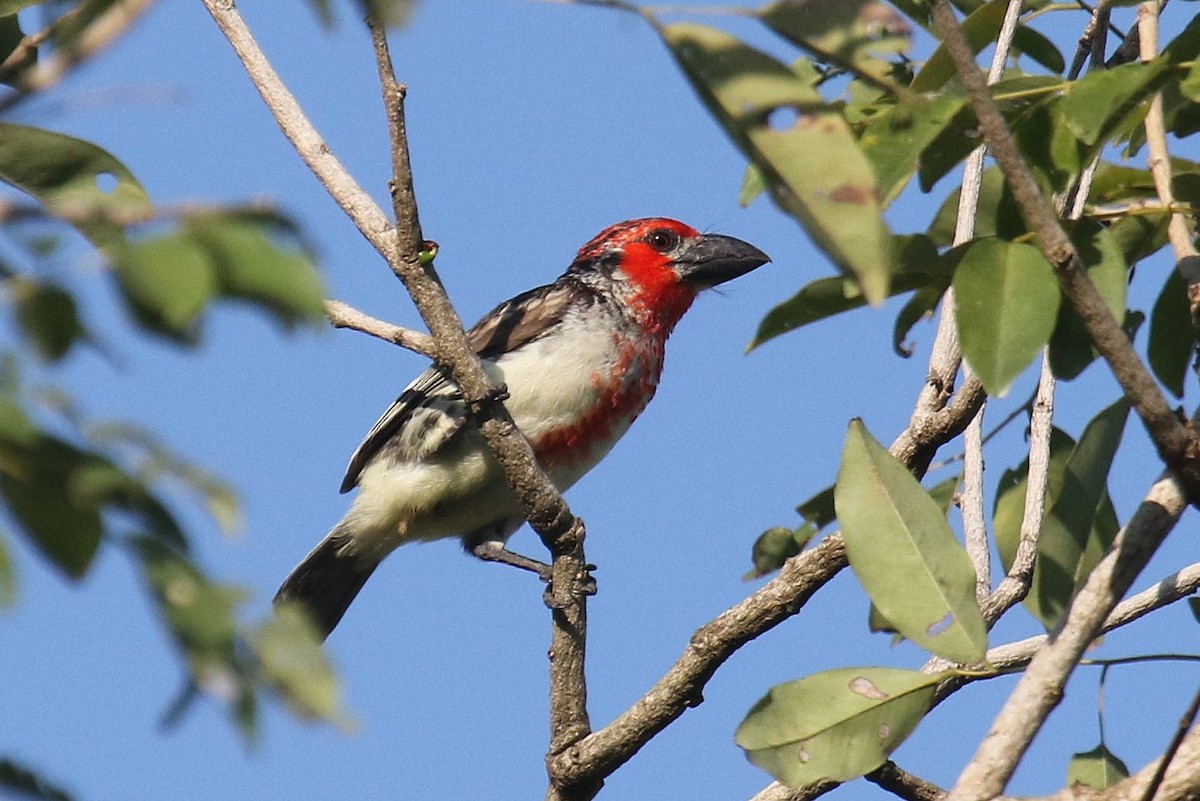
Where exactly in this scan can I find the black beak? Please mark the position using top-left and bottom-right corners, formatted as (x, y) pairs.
(674, 234), (770, 289)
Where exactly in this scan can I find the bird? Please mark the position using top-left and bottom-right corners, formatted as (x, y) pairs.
(275, 218), (769, 639)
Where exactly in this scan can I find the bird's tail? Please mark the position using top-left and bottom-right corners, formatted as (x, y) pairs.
(274, 527), (379, 641)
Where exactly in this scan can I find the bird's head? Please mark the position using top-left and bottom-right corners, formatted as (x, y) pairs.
(570, 218), (770, 334)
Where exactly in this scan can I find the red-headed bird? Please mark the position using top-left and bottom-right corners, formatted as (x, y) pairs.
(276, 218), (769, 638)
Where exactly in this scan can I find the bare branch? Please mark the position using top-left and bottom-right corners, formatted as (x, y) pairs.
(981, 357), (1055, 625)
(961, 399), (990, 601)
(1137, 1), (1200, 321)
(323, 299), (434, 357)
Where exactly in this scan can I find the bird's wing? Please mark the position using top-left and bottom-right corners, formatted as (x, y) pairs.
(339, 280), (591, 493)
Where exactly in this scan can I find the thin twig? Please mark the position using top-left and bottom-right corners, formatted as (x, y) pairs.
(962, 399), (990, 601)
(323, 299), (434, 356)
(1139, 681), (1200, 801)
(981, 357), (1055, 625)
(1137, 1), (1200, 323)
(866, 762), (947, 801)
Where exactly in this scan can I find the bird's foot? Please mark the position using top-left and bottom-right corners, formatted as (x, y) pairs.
(470, 543), (596, 607)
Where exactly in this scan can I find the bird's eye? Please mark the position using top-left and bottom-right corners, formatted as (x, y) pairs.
(645, 228), (680, 253)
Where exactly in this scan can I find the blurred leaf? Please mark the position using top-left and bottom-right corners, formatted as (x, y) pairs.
(0, 123), (152, 250)
(745, 523), (816, 579)
(0, 436), (104, 579)
(860, 94), (965, 206)
(736, 667), (945, 786)
(759, 0), (912, 87)
(11, 278), (87, 361)
(740, 163), (767, 207)
(1060, 61), (1169, 147)
(751, 234), (940, 348)
(1149, 268), (1194, 398)
(189, 218), (325, 327)
(797, 484), (836, 528)
(927, 474), (961, 513)
(912, 0), (1062, 91)
(0, 15), (24, 70)
(0, 530), (13, 608)
(837, 420), (987, 663)
(662, 23), (892, 304)
(1189, 596), (1200, 624)
(1068, 744), (1129, 789)
(113, 235), (216, 342)
(250, 605), (346, 722)
(955, 239), (1061, 397)
(1048, 222), (1129, 381)
(0, 758), (72, 801)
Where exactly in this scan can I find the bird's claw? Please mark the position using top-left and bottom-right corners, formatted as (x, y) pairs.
(541, 564), (597, 609)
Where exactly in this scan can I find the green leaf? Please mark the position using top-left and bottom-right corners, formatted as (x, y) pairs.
(1048, 222), (1129, 381)
(0, 123), (152, 250)
(0, 758), (73, 801)
(1188, 596), (1200, 624)
(661, 23), (893, 304)
(736, 667), (945, 786)
(250, 605), (346, 721)
(1060, 61), (1169, 147)
(759, 0), (912, 89)
(0, 436), (104, 579)
(745, 523), (816, 579)
(1068, 744), (1130, 789)
(994, 401), (1130, 629)
(954, 238), (1061, 397)
(836, 420), (987, 663)
(860, 94), (966, 206)
(0, 530), (13, 608)
(912, 0), (1062, 92)
(189, 218), (325, 327)
(12, 279), (87, 361)
(1149, 268), (1194, 398)
(797, 483), (836, 528)
(113, 234), (217, 342)
(751, 234), (941, 349)
(927, 167), (1027, 246)
(740, 163), (767, 207)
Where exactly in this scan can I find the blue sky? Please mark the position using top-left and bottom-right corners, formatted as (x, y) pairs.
(1, 2), (1197, 800)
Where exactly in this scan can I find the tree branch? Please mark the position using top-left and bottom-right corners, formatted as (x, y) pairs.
(929, 0), (1200, 504)
(323, 299), (434, 357)
(201, 5), (593, 791)
(944, 468), (1189, 800)
(1137, 0), (1200, 322)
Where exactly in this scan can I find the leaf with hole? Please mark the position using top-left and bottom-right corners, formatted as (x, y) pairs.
(837, 420), (987, 663)
(736, 667), (947, 786)
(0, 123), (152, 250)
(662, 23), (892, 304)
